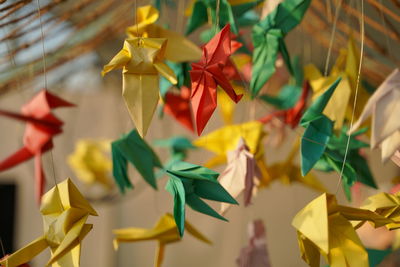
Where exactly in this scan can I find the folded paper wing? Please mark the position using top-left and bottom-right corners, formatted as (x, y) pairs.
(164, 87), (195, 132)
(126, 5), (201, 62)
(0, 179), (97, 267)
(292, 193), (394, 267)
(349, 68), (400, 164)
(190, 24), (243, 135)
(102, 37), (177, 137)
(111, 130), (162, 192)
(0, 90), (74, 203)
(165, 161), (238, 236)
(113, 213), (211, 267)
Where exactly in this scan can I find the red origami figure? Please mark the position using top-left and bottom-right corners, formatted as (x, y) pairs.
(258, 81), (310, 128)
(164, 86), (195, 132)
(190, 24), (243, 135)
(0, 90), (74, 203)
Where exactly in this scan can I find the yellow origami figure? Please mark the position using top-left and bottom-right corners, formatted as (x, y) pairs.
(102, 37), (177, 137)
(0, 179), (98, 267)
(292, 193), (393, 267)
(126, 5), (201, 62)
(267, 140), (327, 192)
(113, 213), (211, 267)
(68, 139), (113, 189)
(304, 38), (369, 131)
(349, 68), (400, 164)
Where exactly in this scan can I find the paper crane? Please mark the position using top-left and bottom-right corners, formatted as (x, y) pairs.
(250, 0), (311, 97)
(0, 90), (74, 203)
(126, 5), (201, 63)
(190, 24), (243, 135)
(165, 161), (237, 236)
(236, 219), (272, 267)
(68, 139), (113, 189)
(349, 68), (400, 166)
(102, 37), (177, 137)
(292, 193), (394, 267)
(219, 138), (261, 214)
(305, 37), (371, 131)
(0, 178), (98, 267)
(111, 130), (163, 193)
(113, 213), (211, 267)
(163, 87), (195, 132)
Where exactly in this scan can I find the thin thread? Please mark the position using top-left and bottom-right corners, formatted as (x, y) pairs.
(36, 0), (48, 89)
(215, 0), (221, 34)
(135, 0), (139, 37)
(335, 0), (365, 194)
(0, 237), (5, 257)
(324, 0), (343, 76)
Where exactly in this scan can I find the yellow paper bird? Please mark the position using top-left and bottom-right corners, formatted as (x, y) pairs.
(304, 37), (370, 131)
(217, 85), (245, 125)
(0, 178), (98, 267)
(292, 193), (394, 267)
(68, 139), (113, 189)
(102, 37), (177, 137)
(113, 213), (211, 267)
(267, 140), (327, 192)
(349, 68), (400, 165)
(126, 5), (201, 62)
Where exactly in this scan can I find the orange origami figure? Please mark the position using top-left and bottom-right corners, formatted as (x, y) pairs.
(0, 90), (74, 203)
(190, 24), (243, 135)
(164, 87), (194, 132)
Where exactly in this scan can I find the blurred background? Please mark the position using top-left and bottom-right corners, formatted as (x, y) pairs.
(0, 0), (400, 266)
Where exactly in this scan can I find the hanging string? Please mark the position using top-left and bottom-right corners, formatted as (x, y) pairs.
(324, 0), (343, 76)
(35, 0), (48, 90)
(335, 0), (365, 194)
(135, 0), (139, 37)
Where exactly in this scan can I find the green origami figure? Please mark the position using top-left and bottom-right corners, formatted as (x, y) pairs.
(112, 130), (163, 192)
(260, 56), (303, 109)
(316, 127), (377, 200)
(185, 0), (263, 37)
(300, 77), (341, 176)
(250, 0), (311, 97)
(165, 161), (237, 236)
(154, 136), (196, 167)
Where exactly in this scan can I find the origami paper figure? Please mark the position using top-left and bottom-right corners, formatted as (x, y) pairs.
(193, 121), (265, 167)
(267, 140), (327, 192)
(153, 136), (196, 167)
(185, 0), (263, 36)
(250, 0), (311, 97)
(362, 192), (400, 230)
(349, 68), (400, 165)
(259, 81), (310, 128)
(159, 62), (191, 98)
(0, 256), (29, 267)
(318, 127), (377, 200)
(0, 90), (74, 203)
(126, 5), (201, 63)
(292, 193), (394, 267)
(190, 24), (243, 135)
(300, 78), (341, 176)
(102, 37), (177, 137)
(111, 130), (162, 193)
(68, 139), (113, 189)
(219, 138), (261, 214)
(0, 178), (98, 267)
(113, 213), (211, 267)
(236, 219), (271, 267)
(165, 161), (237, 236)
(305, 38), (370, 131)
(163, 87), (195, 132)
(218, 85), (246, 125)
